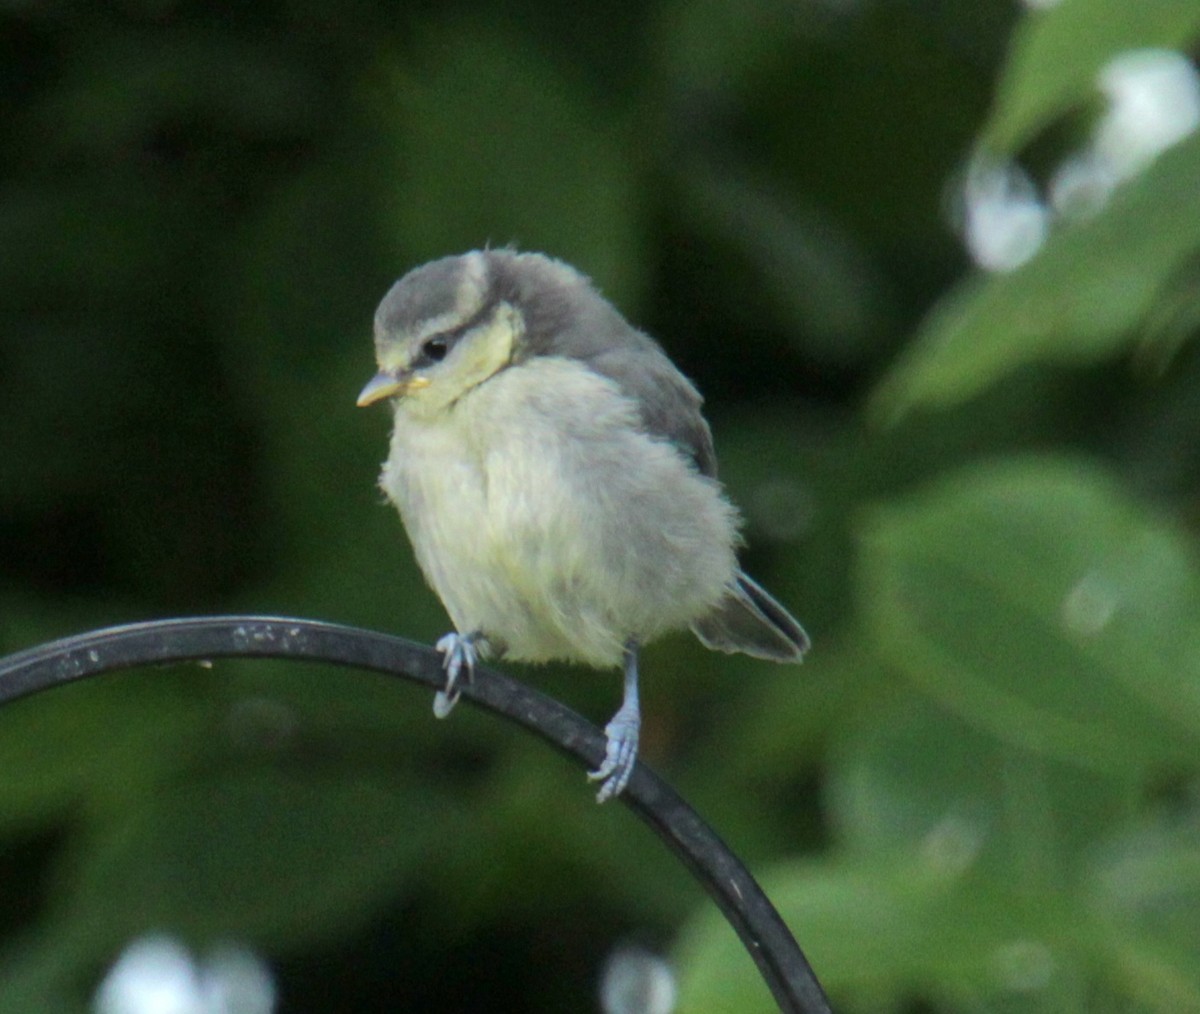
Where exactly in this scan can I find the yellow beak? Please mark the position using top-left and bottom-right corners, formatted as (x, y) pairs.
(356, 371), (431, 407)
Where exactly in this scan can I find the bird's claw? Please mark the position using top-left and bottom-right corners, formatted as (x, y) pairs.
(433, 632), (478, 718)
(588, 712), (640, 803)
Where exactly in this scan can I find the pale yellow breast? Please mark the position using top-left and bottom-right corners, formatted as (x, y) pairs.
(382, 358), (739, 667)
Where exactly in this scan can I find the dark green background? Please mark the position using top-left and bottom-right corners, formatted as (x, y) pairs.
(2, 1), (1200, 1011)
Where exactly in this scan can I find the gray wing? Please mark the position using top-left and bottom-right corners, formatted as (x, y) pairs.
(585, 343), (717, 478)
(493, 249), (718, 476)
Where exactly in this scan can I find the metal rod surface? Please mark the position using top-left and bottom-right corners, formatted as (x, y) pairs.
(0, 616), (832, 1013)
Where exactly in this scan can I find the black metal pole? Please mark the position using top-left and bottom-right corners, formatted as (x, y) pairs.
(0, 616), (832, 1013)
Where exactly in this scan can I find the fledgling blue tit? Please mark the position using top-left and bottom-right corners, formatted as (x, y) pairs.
(358, 250), (809, 802)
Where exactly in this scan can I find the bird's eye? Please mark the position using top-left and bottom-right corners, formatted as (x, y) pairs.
(422, 335), (449, 362)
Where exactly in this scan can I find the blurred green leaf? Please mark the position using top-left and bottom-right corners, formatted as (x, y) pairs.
(1087, 811), (1200, 1009)
(858, 456), (1200, 770)
(873, 132), (1200, 421)
(827, 699), (1139, 877)
(678, 691), (1193, 1011)
(675, 852), (1076, 1012)
(984, 1), (1200, 153)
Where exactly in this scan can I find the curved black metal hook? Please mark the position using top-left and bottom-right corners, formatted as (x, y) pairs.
(0, 616), (832, 1013)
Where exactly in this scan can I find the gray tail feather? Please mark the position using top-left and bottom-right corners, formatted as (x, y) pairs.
(691, 571), (810, 662)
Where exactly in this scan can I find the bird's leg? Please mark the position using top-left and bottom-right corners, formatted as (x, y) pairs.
(433, 630), (485, 719)
(589, 639), (641, 803)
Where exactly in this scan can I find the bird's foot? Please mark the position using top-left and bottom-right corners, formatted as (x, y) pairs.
(588, 640), (642, 803)
(588, 705), (640, 803)
(433, 631), (480, 718)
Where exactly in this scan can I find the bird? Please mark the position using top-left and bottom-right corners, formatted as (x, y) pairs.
(357, 250), (809, 802)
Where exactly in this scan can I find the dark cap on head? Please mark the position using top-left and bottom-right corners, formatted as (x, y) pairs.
(373, 252), (491, 344)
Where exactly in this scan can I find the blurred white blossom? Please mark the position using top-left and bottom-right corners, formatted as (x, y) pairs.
(961, 49), (1200, 264)
(1095, 49), (1200, 179)
(959, 159), (1049, 272)
(599, 946), (677, 1014)
(1051, 49), (1200, 221)
(94, 936), (275, 1014)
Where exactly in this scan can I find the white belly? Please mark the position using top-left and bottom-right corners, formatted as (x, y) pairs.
(379, 358), (739, 667)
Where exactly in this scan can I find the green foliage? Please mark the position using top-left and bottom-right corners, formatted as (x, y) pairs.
(861, 457), (1200, 771)
(874, 0), (1200, 424)
(984, 0), (1200, 153)
(1, 1), (1199, 1012)
(873, 134), (1200, 422)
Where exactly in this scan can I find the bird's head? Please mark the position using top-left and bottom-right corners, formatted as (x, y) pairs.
(357, 250), (624, 416)
(357, 251), (532, 416)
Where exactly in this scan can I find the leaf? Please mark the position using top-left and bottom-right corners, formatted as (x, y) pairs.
(827, 698), (1138, 875)
(984, 1), (1200, 154)
(857, 456), (1200, 771)
(677, 691), (1169, 1009)
(1087, 813), (1200, 1009)
(674, 853), (1075, 1010)
(772, 699), (1142, 1008)
(872, 132), (1200, 421)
